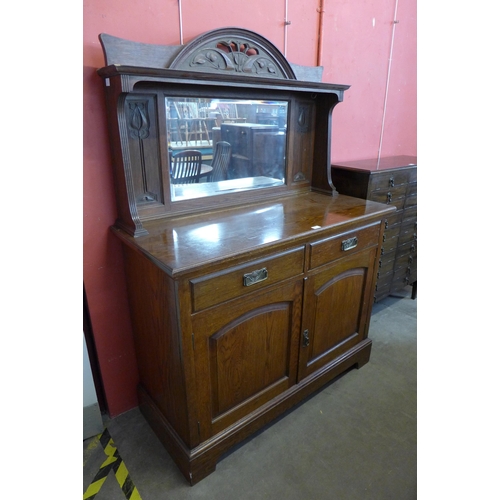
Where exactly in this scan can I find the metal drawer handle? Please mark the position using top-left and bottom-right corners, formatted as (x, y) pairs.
(389, 177), (395, 187)
(341, 236), (358, 251)
(243, 267), (268, 287)
(387, 192), (392, 203)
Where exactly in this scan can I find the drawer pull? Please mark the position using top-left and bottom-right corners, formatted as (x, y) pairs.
(243, 267), (268, 287)
(341, 236), (358, 251)
(387, 192), (392, 203)
(389, 177), (395, 187)
(384, 219), (389, 229)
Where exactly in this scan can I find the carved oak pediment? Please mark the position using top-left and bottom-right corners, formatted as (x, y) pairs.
(170, 28), (296, 80)
(99, 27), (297, 80)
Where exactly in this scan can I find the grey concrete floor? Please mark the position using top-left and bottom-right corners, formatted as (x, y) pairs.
(83, 288), (417, 499)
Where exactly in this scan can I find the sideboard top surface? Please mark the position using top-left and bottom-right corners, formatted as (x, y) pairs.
(112, 191), (394, 277)
(331, 155), (417, 173)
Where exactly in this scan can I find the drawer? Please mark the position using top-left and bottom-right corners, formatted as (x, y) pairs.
(379, 247), (396, 266)
(368, 170), (409, 189)
(403, 206), (417, 222)
(400, 218), (417, 234)
(383, 210), (403, 231)
(405, 191), (417, 209)
(396, 239), (417, 260)
(191, 246), (305, 311)
(377, 253), (395, 277)
(383, 225), (400, 242)
(379, 235), (400, 257)
(376, 271), (393, 289)
(381, 234), (399, 254)
(375, 279), (392, 299)
(378, 255), (395, 277)
(309, 222), (381, 270)
(369, 187), (406, 210)
(408, 167), (417, 183)
(406, 182), (417, 198)
(398, 225), (417, 246)
(394, 253), (416, 271)
(392, 266), (416, 288)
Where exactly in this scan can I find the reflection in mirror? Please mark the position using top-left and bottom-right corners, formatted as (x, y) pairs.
(166, 97), (288, 201)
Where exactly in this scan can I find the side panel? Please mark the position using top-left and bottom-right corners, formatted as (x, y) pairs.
(122, 246), (190, 445)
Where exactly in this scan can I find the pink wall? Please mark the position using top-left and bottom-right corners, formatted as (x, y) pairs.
(83, 0), (416, 417)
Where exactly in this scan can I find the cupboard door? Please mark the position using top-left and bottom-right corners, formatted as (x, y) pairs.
(298, 247), (377, 381)
(191, 279), (303, 440)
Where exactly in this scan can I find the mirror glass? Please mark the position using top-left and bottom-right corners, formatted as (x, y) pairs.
(166, 97), (288, 201)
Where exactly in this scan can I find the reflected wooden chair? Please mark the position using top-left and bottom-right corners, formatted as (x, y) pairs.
(209, 141), (232, 182)
(171, 150), (202, 184)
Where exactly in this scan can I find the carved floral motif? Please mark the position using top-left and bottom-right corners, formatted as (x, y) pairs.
(128, 101), (150, 139)
(189, 39), (280, 76)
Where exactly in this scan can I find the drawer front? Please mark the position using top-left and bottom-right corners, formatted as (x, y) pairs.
(394, 252), (416, 272)
(375, 279), (392, 299)
(368, 170), (409, 189)
(381, 234), (399, 254)
(383, 224), (400, 242)
(384, 210), (403, 231)
(395, 239), (417, 260)
(398, 225), (417, 246)
(379, 247), (396, 266)
(309, 222), (380, 270)
(405, 191), (417, 209)
(403, 206), (417, 222)
(191, 246), (305, 311)
(406, 182), (417, 198)
(376, 271), (393, 289)
(378, 255), (395, 277)
(393, 265), (417, 288)
(408, 167), (417, 183)
(369, 187), (407, 210)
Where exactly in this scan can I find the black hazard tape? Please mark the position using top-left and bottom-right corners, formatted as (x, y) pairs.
(83, 428), (142, 500)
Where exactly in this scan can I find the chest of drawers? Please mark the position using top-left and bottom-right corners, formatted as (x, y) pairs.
(331, 156), (417, 302)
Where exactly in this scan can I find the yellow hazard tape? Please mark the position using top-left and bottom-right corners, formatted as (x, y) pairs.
(83, 428), (142, 500)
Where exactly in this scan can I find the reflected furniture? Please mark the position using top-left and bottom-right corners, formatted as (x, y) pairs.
(331, 156), (417, 301)
(98, 27), (395, 485)
(209, 141), (231, 182)
(221, 123), (280, 178)
(170, 150), (203, 184)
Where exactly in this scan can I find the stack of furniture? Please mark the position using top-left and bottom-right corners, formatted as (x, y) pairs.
(97, 28), (395, 485)
(331, 156), (417, 302)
